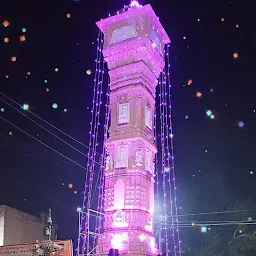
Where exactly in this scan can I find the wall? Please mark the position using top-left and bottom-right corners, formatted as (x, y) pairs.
(0, 206), (4, 246)
(0, 205), (46, 246)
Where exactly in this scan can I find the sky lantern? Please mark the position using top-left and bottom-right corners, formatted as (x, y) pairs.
(67, 13), (71, 19)
(86, 69), (92, 75)
(52, 103), (58, 109)
(196, 92), (202, 98)
(20, 35), (26, 42)
(11, 56), (17, 62)
(187, 79), (193, 86)
(2, 20), (10, 27)
(4, 37), (9, 43)
(233, 52), (239, 59)
(68, 183), (73, 189)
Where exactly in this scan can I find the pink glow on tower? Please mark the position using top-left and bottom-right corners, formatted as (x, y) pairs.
(96, 3), (170, 255)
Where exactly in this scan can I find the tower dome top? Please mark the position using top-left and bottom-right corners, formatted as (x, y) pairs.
(130, 0), (142, 8)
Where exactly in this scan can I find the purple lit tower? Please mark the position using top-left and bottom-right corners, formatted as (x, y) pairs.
(96, 1), (171, 255)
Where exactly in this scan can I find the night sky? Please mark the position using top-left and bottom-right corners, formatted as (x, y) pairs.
(0, 0), (254, 246)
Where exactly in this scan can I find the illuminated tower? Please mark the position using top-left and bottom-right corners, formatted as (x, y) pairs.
(96, 1), (170, 255)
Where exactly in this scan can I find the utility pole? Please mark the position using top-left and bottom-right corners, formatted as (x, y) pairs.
(34, 209), (63, 256)
(45, 209), (53, 241)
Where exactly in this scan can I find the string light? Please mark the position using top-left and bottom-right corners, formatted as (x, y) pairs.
(159, 71), (170, 254)
(165, 44), (182, 255)
(78, 29), (104, 255)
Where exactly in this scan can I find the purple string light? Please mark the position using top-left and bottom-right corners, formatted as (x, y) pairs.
(166, 44), (182, 255)
(161, 67), (177, 255)
(159, 72), (169, 254)
(92, 65), (111, 250)
(77, 29), (104, 255)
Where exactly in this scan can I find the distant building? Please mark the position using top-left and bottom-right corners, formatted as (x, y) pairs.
(0, 205), (56, 246)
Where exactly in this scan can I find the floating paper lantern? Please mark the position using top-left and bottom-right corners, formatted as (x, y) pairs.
(52, 103), (58, 109)
(4, 37), (9, 43)
(233, 52), (239, 59)
(86, 69), (92, 75)
(68, 183), (73, 189)
(196, 92), (202, 98)
(20, 35), (26, 42)
(187, 79), (193, 86)
(2, 20), (10, 27)
(237, 121), (244, 128)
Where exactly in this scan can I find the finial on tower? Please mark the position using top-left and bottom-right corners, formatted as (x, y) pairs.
(130, 0), (141, 8)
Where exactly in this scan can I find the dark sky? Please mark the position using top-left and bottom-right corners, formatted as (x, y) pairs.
(0, 0), (254, 244)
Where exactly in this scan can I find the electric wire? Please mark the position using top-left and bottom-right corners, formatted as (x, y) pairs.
(0, 97), (102, 167)
(0, 116), (88, 172)
(0, 91), (103, 158)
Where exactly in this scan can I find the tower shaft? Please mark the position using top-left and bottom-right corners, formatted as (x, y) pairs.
(96, 4), (170, 255)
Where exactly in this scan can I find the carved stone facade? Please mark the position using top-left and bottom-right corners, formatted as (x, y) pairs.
(96, 3), (170, 256)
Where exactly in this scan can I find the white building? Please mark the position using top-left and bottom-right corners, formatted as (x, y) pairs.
(0, 205), (52, 246)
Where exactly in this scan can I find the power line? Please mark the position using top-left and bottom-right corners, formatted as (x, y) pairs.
(164, 221), (256, 229)
(0, 91), (103, 158)
(0, 97), (102, 167)
(0, 116), (88, 172)
(157, 209), (256, 218)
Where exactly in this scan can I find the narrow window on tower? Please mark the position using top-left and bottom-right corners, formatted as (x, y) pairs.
(118, 103), (130, 125)
(145, 105), (153, 130)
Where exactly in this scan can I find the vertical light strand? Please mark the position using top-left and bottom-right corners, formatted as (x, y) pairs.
(90, 55), (105, 250)
(162, 67), (177, 255)
(92, 70), (111, 249)
(78, 29), (103, 255)
(154, 105), (161, 251)
(88, 56), (105, 208)
(159, 72), (168, 254)
(86, 32), (104, 210)
(85, 31), (104, 254)
(78, 29), (101, 255)
(166, 44), (182, 255)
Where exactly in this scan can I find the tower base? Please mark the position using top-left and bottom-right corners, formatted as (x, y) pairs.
(96, 234), (159, 256)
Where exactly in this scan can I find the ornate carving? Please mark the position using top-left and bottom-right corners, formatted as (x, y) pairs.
(115, 145), (128, 168)
(112, 210), (124, 223)
(109, 24), (138, 45)
(145, 149), (151, 171)
(105, 155), (114, 171)
(119, 93), (129, 103)
(136, 90), (143, 98)
(118, 103), (130, 124)
(135, 148), (143, 167)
